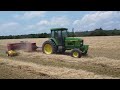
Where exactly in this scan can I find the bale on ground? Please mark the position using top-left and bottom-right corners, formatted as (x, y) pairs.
(6, 50), (18, 57)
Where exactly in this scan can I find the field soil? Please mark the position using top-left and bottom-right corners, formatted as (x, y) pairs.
(0, 36), (120, 79)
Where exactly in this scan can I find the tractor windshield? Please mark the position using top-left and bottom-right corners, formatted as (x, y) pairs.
(62, 30), (67, 37)
(51, 30), (68, 38)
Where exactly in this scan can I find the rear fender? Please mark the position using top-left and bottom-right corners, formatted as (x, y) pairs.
(49, 38), (58, 46)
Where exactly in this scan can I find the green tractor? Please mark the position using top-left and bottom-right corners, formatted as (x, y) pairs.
(42, 28), (89, 58)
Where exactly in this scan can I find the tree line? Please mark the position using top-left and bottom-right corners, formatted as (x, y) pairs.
(0, 28), (120, 39)
(75, 28), (120, 37)
(0, 33), (50, 39)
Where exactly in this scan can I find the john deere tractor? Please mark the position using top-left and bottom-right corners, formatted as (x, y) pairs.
(42, 28), (89, 58)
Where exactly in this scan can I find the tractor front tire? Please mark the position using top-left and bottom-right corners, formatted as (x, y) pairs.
(71, 49), (82, 58)
(42, 40), (57, 54)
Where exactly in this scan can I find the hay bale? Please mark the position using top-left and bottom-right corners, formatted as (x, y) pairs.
(6, 50), (18, 57)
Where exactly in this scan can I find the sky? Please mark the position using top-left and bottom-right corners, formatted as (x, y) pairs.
(0, 11), (120, 36)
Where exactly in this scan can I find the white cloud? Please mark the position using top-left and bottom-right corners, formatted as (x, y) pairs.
(15, 11), (47, 19)
(37, 20), (49, 26)
(73, 20), (80, 25)
(6, 11), (120, 35)
(24, 25), (36, 30)
(0, 22), (22, 35)
(50, 16), (70, 27)
(73, 11), (120, 31)
(23, 16), (71, 34)
(38, 16), (70, 27)
(0, 22), (20, 30)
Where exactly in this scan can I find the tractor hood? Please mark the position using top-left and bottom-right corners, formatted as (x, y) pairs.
(65, 37), (83, 42)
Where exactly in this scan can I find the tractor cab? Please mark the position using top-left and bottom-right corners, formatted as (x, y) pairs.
(51, 28), (68, 46)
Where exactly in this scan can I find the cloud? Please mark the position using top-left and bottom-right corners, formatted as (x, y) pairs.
(0, 22), (20, 30)
(14, 11), (47, 19)
(50, 16), (70, 27)
(73, 11), (120, 31)
(0, 22), (22, 35)
(4, 11), (120, 36)
(38, 16), (70, 27)
(23, 16), (71, 34)
(73, 20), (80, 25)
(37, 20), (49, 26)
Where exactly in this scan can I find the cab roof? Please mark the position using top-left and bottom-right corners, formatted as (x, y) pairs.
(51, 28), (68, 31)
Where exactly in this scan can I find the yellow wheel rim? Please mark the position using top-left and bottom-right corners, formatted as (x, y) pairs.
(73, 51), (79, 57)
(44, 44), (52, 54)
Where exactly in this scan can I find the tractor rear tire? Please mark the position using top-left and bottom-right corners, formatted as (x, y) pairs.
(71, 49), (82, 58)
(42, 40), (57, 54)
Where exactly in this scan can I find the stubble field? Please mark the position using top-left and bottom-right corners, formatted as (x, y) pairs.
(0, 36), (120, 79)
